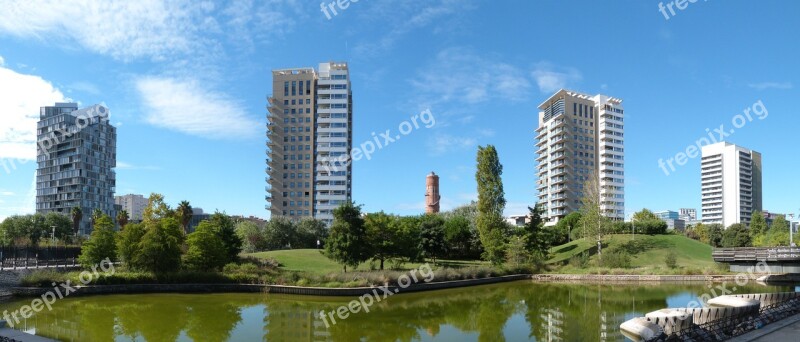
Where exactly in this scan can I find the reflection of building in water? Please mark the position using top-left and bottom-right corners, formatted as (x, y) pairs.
(264, 304), (330, 341)
(540, 307), (563, 341)
(11, 311), (86, 341)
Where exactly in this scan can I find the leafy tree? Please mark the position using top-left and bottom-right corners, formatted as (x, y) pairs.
(394, 215), (423, 262)
(632, 209), (659, 222)
(721, 223), (752, 247)
(323, 202), (368, 272)
(707, 224), (724, 247)
(765, 216), (791, 246)
(749, 211), (767, 237)
(295, 218), (328, 249)
(579, 172), (609, 257)
(444, 216), (474, 259)
(44, 212), (73, 242)
(134, 218), (184, 273)
(235, 221), (265, 253)
(419, 215), (446, 264)
(91, 209), (103, 227)
(364, 212), (400, 270)
(184, 221), (227, 271)
(554, 212), (581, 244)
(665, 251), (678, 269)
(78, 215), (118, 267)
(27, 213), (47, 246)
(175, 201), (193, 235)
(117, 210), (130, 230)
(475, 145), (508, 264)
(116, 223), (146, 266)
(207, 212), (242, 262)
(71, 206), (83, 236)
(692, 223), (709, 244)
(505, 236), (531, 267)
(0, 216), (28, 246)
(263, 217), (296, 250)
(638, 219), (668, 235)
(522, 204), (551, 259)
(143, 193), (173, 224)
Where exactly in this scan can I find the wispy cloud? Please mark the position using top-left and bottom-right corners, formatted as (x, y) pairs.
(116, 162), (161, 171)
(747, 82), (793, 90)
(428, 133), (477, 155)
(0, 62), (68, 160)
(531, 62), (582, 93)
(136, 76), (260, 139)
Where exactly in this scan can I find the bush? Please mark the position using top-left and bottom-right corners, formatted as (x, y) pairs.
(184, 221), (228, 271)
(601, 250), (631, 268)
(665, 251), (678, 269)
(569, 252), (590, 268)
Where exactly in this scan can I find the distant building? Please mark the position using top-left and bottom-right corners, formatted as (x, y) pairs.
(701, 142), (762, 227)
(655, 210), (679, 220)
(115, 194), (147, 222)
(506, 215), (529, 227)
(762, 211), (786, 226)
(188, 207), (212, 233)
(679, 208), (697, 221)
(665, 218), (686, 231)
(35, 103), (116, 235)
(425, 172), (441, 214)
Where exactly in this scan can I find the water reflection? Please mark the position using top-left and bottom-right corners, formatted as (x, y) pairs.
(0, 281), (794, 341)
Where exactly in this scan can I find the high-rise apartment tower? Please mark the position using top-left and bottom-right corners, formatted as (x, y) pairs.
(700, 142), (762, 227)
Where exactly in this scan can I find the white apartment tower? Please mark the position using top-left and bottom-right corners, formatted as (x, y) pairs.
(700, 142), (762, 227)
(115, 194), (147, 222)
(536, 90), (625, 225)
(266, 62), (353, 225)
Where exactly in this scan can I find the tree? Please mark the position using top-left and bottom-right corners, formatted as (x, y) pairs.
(263, 217), (296, 250)
(579, 172), (609, 258)
(722, 223), (752, 248)
(364, 212), (401, 270)
(693, 223), (709, 244)
(554, 212), (581, 244)
(323, 202), (368, 272)
(207, 212), (242, 262)
(765, 216), (791, 246)
(26, 213), (47, 246)
(295, 218), (328, 249)
(143, 193), (173, 224)
(117, 210), (130, 230)
(184, 221), (227, 271)
(707, 224), (724, 247)
(235, 221), (265, 253)
(522, 204), (551, 259)
(475, 145), (508, 265)
(175, 201), (193, 235)
(134, 217), (184, 273)
(632, 209), (659, 222)
(419, 215), (446, 264)
(444, 216), (474, 259)
(91, 208), (103, 227)
(71, 207), (83, 236)
(749, 211), (767, 237)
(44, 212), (73, 242)
(116, 223), (146, 267)
(0, 216), (29, 246)
(506, 236), (531, 267)
(78, 215), (118, 267)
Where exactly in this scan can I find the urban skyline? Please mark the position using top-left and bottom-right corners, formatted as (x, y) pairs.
(1, 1), (799, 224)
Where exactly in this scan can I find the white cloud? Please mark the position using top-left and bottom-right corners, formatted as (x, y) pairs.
(136, 76), (260, 139)
(0, 191), (14, 196)
(411, 48), (532, 105)
(68, 81), (101, 95)
(531, 62), (582, 94)
(0, 55), (4, 66)
(0, 65), (68, 160)
(747, 82), (793, 90)
(116, 161), (161, 171)
(428, 133), (477, 155)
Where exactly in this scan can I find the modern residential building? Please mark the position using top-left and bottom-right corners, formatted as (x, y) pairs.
(536, 90), (625, 225)
(655, 210), (679, 220)
(115, 194), (147, 222)
(665, 219), (686, 231)
(700, 142), (762, 227)
(505, 215), (529, 227)
(188, 207), (212, 233)
(761, 210), (786, 226)
(266, 62), (353, 225)
(679, 208), (697, 221)
(35, 103), (117, 235)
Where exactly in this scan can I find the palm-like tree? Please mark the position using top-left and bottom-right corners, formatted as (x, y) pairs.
(176, 201), (193, 234)
(117, 210), (130, 230)
(91, 208), (103, 227)
(70, 207), (82, 236)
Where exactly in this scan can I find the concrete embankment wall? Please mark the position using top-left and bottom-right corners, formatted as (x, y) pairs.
(531, 274), (750, 283)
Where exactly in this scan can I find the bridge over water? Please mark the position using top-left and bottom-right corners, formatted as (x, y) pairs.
(712, 247), (800, 273)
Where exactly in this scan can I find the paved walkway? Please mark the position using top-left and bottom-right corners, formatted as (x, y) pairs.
(0, 328), (57, 341)
(729, 313), (800, 342)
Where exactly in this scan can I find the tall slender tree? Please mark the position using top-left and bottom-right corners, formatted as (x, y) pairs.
(475, 145), (507, 264)
(579, 172), (608, 258)
(70, 207), (83, 236)
(176, 201), (194, 234)
(117, 210), (130, 230)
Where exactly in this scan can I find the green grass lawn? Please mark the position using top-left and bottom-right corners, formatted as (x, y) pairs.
(546, 234), (722, 274)
(247, 249), (488, 276)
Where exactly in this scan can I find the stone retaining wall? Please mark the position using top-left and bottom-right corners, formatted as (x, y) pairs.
(10, 274), (532, 298)
(531, 274), (749, 283)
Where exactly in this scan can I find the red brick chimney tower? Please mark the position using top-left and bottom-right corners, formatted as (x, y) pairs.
(425, 172), (440, 214)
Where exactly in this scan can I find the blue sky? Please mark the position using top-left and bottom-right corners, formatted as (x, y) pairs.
(0, 0), (798, 221)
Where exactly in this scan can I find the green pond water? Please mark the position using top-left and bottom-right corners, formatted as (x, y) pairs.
(0, 281), (797, 342)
